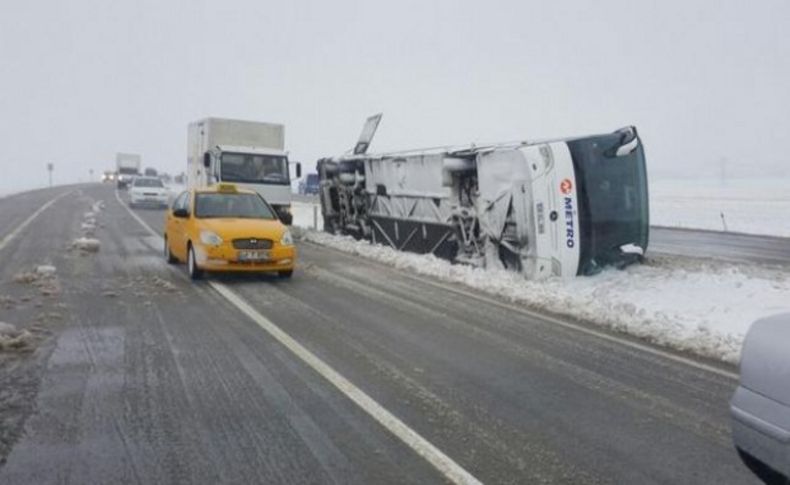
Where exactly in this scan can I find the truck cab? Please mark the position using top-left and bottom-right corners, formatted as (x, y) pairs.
(188, 118), (300, 225)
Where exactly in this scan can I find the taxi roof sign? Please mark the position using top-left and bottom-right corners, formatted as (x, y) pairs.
(216, 183), (238, 193)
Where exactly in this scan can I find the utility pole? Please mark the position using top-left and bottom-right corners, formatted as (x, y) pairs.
(47, 163), (54, 187)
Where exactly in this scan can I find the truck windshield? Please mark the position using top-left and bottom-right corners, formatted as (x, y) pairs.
(567, 133), (649, 275)
(220, 153), (289, 185)
(194, 193), (277, 219)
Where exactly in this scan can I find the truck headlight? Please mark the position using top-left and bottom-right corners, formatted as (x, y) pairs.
(280, 229), (293, 246)
(200, 230), (223, 246)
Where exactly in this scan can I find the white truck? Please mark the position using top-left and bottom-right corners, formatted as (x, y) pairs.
(116, 153), (141, 189)
(187, 117), (301, 224)
(318, 114), (649, 279)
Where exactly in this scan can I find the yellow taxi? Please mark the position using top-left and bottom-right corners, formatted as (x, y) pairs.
(164, 183), (296, 279)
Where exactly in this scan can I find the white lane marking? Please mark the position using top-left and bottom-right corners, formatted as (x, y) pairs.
(114, 189), (160, 236)
(303, 242), (740, 381)
(116, 190), (483, 485)
(210, 282), (483, 485)
(0, 191), (72, 253)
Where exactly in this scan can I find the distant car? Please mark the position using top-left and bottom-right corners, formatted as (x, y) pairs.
(299, 173), (320, 195)
(129, 176), (169, 208)
(164, 183), (296, 280)
(731, 313), (790, 484)
(144, 167), (158, 177)
(101, 171), (116, 183)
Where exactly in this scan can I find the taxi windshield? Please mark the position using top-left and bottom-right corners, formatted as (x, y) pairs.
(194, 193), (276, 219)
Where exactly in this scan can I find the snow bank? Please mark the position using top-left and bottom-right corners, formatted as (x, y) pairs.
(302, 231), (790, 364)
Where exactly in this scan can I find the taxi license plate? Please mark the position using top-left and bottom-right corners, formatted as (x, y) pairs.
(237, 250), (270, 262)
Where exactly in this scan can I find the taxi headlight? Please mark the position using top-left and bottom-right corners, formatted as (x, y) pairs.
(280, 229), (293, 246)
(200, 230), (223, 246)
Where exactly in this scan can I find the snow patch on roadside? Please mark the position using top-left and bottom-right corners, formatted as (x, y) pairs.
(302, 231), (790, 364)
(35, 265), (56, 276)
(72, 237), (101, 253)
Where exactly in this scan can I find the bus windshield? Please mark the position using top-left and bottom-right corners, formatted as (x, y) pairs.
(567, 132), (649, 275)
(220, 153), (289, 185)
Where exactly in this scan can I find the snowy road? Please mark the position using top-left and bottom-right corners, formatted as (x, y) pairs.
(0, 184), (759, 484)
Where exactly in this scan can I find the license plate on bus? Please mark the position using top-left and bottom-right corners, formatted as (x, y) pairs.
(237, 250), (270, 262)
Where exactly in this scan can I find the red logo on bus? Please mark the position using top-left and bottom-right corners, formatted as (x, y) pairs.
(560, 178), (573, 195)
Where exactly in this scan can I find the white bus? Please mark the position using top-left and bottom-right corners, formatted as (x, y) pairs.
(317, 115), (649, 279)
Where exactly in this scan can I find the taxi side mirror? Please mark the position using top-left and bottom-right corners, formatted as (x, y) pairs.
(173, 208), (189, 218)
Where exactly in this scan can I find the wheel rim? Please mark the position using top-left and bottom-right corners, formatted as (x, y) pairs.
(188, 248), (195, 275)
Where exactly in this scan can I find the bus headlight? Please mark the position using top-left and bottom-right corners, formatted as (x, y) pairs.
(200, 230), (223, 246)
(280, 229), (293, 246)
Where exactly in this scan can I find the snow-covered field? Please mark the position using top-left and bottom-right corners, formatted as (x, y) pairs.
(650, 177), (790, 237)
(297, 230), (789, 364)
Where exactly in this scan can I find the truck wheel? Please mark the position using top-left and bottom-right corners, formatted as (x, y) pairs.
(278, 270), (293, 279)
(188, 245), (203, 280)
(164, 237), (178, 264)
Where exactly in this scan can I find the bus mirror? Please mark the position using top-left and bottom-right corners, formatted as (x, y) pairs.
(203, 152), (211, 168)
(296, 162), (302, 179)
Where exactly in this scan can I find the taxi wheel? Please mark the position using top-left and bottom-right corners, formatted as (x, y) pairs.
(188, 245), (203, 280)
(278, 270), (293, 279)
(164, 237), (178, 264)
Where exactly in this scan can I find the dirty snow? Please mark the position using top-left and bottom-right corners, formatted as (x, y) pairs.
(12, 272), (38, 284)
(0, 322), (34, 351)
(302, 231), (790, 364)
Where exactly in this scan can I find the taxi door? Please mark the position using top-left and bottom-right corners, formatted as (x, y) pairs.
(167, 191), (190, 260)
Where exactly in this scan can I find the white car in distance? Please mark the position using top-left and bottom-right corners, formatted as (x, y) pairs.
(129, 176), (169, 209)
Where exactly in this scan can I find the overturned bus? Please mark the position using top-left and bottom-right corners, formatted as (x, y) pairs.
(317, 114), (649, 279)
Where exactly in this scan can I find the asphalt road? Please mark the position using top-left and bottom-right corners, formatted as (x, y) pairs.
(0, 184), (759, 484)
(650, 226), (790, 266)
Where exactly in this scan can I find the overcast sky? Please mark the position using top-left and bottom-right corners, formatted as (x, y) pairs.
(1, 0), (788, 193)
